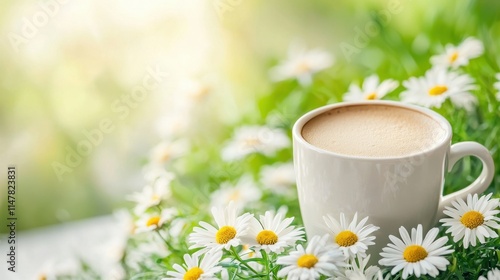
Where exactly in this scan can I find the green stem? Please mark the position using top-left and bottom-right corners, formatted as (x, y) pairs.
(230, 247), (260, 276)
(155, 230), (177, 253)
(261, 249), (271, 280)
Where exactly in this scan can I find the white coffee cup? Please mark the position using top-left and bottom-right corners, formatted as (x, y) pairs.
(292, 101), (495, 257)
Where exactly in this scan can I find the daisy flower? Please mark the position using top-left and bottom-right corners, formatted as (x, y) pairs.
(400, 67), (476, 108)
(150, 139), (190, 165)
(210, 175), (262, 210)
(343, 75), (399, 101)
(259, 162), (296, 195)
(179, 78), (211, 100)
(479, 268), (500, 280)
(243, 211), (304, 254)
(334, 255), (383, 280)
(494, 73), (500, 101)
(379, 224), (453, 279)
(323, 212), (380, 258)
(142, 165), (175, 184)
(277, 235), (345, 279)
(135, 208), (177, 233)
(128, 178), (173, 215)
(270, 43), (334, 86)
(189, 202), (253, 253)
(154, 112), (190, 139)
(163, 251), (223, 280)
(430, 37), (484, 69)
(221, 125), (290, 161)
(440, 193), (500, 249)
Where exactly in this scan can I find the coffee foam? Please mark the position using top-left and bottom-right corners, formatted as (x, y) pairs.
(301, 105), (446, 157)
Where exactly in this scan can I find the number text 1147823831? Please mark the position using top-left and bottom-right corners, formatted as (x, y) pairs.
(7, 166), (16, 273)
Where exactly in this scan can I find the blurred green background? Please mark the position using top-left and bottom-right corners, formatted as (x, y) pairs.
(0, 0), (499, 232)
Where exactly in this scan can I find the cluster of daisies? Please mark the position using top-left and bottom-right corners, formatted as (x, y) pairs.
(271, 37), (500, 110)
(106, 36), (500, 280)
(126, 192), (499, 279)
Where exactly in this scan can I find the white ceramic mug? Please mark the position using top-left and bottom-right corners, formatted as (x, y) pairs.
(292, 101), (495, 257)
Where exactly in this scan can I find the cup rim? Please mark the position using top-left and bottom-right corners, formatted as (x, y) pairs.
(292, 100), (452, 162)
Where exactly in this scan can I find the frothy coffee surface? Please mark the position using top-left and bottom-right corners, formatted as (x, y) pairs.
(301, 105), (446, 157)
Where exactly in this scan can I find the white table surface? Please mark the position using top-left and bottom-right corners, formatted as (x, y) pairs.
(1, 215), (122, 280)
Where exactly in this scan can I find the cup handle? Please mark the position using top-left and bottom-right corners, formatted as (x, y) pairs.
(435, 142), (495, 222)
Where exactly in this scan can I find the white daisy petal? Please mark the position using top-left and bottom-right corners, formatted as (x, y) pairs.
(343, 75), (398, 101)
(270, 43), (334, 86)
(335, 255), (383, 280)
(479, 268), (500, 280)
(221, 125), (290, 161)
(259, 162), (296, 195)
(494, 73), (500, 101)
(210, 175), (262, 210)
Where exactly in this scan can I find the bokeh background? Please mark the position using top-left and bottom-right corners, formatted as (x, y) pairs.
(0, 0), (499, 275)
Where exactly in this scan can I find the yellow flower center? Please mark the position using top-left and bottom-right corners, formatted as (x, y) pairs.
(151, 194), (160, 201)
(335, 230), (358, 247)
(365, 92), (377, 100)
(183, 267), (204, 280)
(192, 86), (210, 100)
(39, 275), (47, 280)
(272, 175), (289, 186)
(215, 226), (237, 244)
(295, 61), (311, 74)
(428, 85), (448, 96)
(403, 245), (428, 263)
(460, 210), (484, 229)
(256, 230), (279, 245)
(297, 254), (318, 268)
(146, 216), (161, 227)
(449, 52), (459, 63)
(159, 151), (172, 162)
(242, 138), (261, 147)
(229, 190), (241, 201)
(242, 244), (255, 257)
